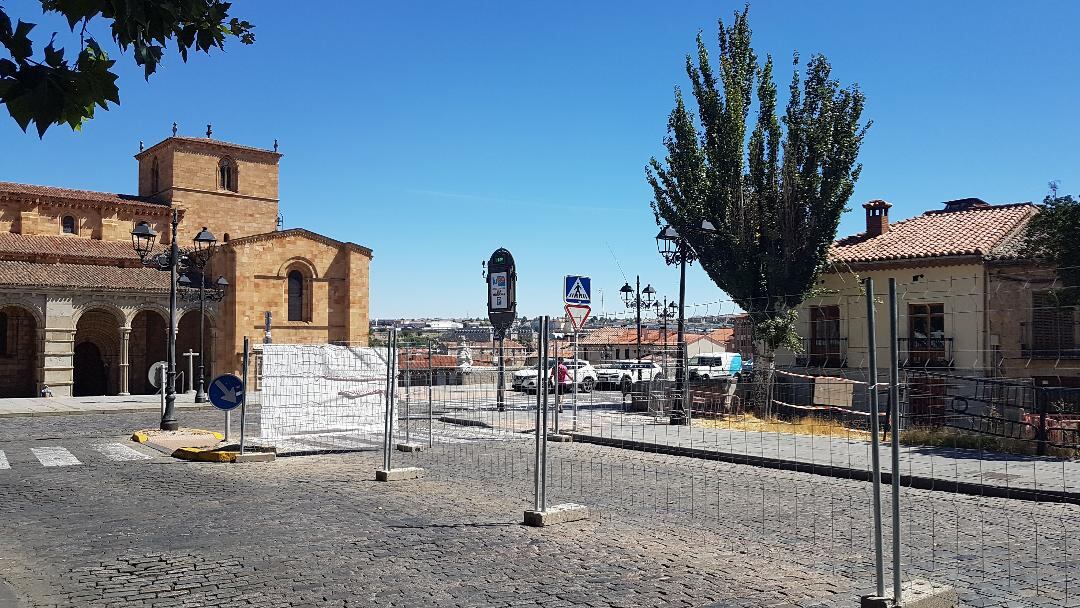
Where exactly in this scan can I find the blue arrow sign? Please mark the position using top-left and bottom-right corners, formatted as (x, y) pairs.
(208, 374), (245, 411)
(564, 275), (591, 305)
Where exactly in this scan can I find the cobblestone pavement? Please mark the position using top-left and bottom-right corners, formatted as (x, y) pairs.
(0, 410), (1078, 607)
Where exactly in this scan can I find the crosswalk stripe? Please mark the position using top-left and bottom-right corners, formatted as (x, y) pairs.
(30, 446), (82, 467)
(0, 450), (8, 469)
(93, 443), (152, 462)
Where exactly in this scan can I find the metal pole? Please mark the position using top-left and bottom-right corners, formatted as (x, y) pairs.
(540, 316), (549, 511)
(671, 249), (688, 425)
(159, 366), (166, 417)
(553, 335), (560, 434)
(635, 275), (642, 362)
(533, 317), (546, 511)
(428, 342), (434, 448)
(865, 277), (885, 597)
(888, 278), (902, 605)
(161, 209), (179, 431)
(497, 336), (506, 411)
(404, 344), (411, 445)
(185, 349), (195, 393)
(383, 328), (396, 471)
(240, 336), (249, 455)
(195, 279), (207, 402)
(572, 329), (578, 429)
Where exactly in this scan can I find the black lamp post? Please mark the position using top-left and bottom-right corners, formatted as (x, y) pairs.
(620, 277), (655, 362)
(657, 221), (716, 425)
(131, 212), (182, 430)
(190, 227), (219, 403)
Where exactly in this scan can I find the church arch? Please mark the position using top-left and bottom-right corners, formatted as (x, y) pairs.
(73, 308), (121, 396)
(129, 309), (167, 395)
(0, 305), (39, 397)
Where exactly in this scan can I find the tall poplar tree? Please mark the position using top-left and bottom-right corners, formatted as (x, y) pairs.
(646, 7), (869, 405)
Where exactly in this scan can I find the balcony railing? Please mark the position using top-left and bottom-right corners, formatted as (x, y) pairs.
(899, 337), (954, 368)
(796, 337), (847, 367)
(1020, 321), (1080, 359)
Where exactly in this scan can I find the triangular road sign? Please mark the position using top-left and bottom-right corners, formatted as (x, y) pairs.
(564, 304), (591, 331)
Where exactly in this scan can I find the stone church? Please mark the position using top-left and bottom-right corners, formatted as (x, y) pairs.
(0, 133), (372, 397)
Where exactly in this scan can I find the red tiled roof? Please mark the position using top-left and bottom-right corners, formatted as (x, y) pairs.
(0, 261), (168, 291)
(578, 326), (713, 347)
(707, 328), (734, 343)
(0, 181), (163, 208)
(0, 233), (143, 263)
(829, 203), (1038, 264)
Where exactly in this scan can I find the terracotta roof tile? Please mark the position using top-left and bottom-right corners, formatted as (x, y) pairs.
(707, 328), (734, 343)
(0, 233), (142, 263)
(0, 181), (163, 207)
(0, 261), (168, 291)
(829, 203), (1038, 264)
(579, 326), (712, 347)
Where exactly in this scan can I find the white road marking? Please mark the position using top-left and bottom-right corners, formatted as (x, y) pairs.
(0, 450), (8, 469)
(30, 446), (82, 467)
(93, 443), (151, 461)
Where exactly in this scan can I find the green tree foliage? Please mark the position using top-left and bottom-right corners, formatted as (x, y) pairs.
(0, 1), (253, 136)
(646, 7), (869, 354)
(1025, 186), (1080, 305)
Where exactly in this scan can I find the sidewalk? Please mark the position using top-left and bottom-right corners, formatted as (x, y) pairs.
(439, 406), (1080, 504)
(0, 393), (257, 417)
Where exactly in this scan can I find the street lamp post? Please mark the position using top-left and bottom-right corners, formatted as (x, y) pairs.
(190, 227), (220, 403)
(131, 213), (182, 430)
(657, 221), (716, 425)
(132, 215), (228, 430)
(620, 277), (655, 362)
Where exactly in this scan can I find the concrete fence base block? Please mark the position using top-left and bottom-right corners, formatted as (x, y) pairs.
(375, 467), (425, 482)
(860, 579), (958, 608)
(395, 443), (424, 452)
(546, 434), (573, 443)
(233, 452), (276, 463)
(523, 503), (589, 527)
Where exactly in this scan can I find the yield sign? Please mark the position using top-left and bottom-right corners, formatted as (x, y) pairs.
(564, 303), (591, 331)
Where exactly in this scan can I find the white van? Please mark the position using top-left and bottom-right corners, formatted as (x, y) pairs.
(688, 352), (743, 380)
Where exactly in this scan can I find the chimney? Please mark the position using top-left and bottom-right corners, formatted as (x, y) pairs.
(863, 199), (892, 237)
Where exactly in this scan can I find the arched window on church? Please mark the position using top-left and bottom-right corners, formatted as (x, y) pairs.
(150, 156), (160, 193)
(288, 270), (305, 321)
(219, 157), (238, 192)
(61, 215), (77, 234)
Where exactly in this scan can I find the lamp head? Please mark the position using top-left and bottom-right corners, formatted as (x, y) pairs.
(130, 221), (157, 260)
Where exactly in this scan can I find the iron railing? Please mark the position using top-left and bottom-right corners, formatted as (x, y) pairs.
(898, 337), (954, 368)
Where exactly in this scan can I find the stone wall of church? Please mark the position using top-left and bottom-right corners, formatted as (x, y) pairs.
(217, 234), (370, 375)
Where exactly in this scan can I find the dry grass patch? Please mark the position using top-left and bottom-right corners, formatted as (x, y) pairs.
(696, 414), (871, 439)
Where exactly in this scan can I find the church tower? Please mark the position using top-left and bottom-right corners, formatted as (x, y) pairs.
(135, 129), (281, 244)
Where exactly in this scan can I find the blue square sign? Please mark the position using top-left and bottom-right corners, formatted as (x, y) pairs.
(564, 275), (591, 304)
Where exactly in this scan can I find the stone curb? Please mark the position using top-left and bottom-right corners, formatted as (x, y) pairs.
(0, 404), (221, 419)
(172, 447), (275, 463)
(570, 432), (1080, 506)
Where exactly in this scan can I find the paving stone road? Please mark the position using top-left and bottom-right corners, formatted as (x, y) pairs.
(0, 409), (1077, 607)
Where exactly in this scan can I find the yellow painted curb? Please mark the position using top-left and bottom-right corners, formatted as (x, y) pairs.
(172, 447), (237, 463)
(131, 431), (150, 443)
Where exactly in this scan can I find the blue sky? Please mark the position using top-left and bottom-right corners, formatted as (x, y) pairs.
(2, 1), (1078, 321)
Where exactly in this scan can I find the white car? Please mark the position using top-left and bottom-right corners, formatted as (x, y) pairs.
(513, 359), (597, 394)
(595, 360), (665, 390)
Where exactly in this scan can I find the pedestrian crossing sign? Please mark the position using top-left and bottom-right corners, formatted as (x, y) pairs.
(564, 275), (591, 304)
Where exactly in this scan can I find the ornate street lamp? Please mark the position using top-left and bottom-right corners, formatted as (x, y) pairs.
(620, 277), (655, 363)
(186, 228), (219, 403)
(132, 211), (182, 431)
(656, 221), (716, 425)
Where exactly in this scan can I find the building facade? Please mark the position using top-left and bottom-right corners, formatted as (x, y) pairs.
(0, 133), (372, 397)
(776, 198), (1078, 385)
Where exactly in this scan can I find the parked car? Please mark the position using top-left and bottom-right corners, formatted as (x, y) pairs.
(515, 359), (598, 394)
(595, 360), (665, 391)
(688, 352), (743, 380)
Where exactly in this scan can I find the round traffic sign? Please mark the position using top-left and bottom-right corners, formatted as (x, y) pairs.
(208, 374), (245, 411)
